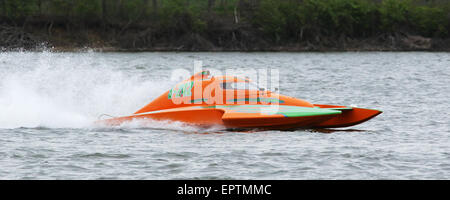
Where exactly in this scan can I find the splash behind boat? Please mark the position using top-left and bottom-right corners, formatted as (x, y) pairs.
(98, 71), (381, 130)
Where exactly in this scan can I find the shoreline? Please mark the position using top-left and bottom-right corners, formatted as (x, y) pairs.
(4, 42), (450, 53)
(2, 23), (450, 53)
(1, 0), (450, 53)
(5, 47), (450, 53)
(2, 26), (449, 53)
(3, 41), (450, 53)
(5, 44), (450, 53)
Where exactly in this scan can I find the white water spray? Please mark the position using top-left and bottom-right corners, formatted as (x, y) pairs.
(0, 51), (172, 129)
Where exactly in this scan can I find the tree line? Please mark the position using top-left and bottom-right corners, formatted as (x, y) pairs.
(0, 0), (449, 49)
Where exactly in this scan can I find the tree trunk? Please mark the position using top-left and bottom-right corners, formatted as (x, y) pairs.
(152, 0), (158, 14)
(102, 0), (107, 25)
(208, 0), (216, 14)
(220, 0), (226, 8)
(142, 0), (149, 15)
(37, 0), (41, 15)
(1, 0), (6, 17)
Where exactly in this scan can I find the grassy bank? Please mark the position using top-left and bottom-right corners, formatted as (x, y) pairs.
(1, 0), (450, 51)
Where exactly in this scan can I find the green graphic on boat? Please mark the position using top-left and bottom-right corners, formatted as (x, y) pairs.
(168, 81), (194, 99)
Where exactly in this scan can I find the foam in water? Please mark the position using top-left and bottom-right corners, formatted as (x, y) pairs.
(0, 51), (172, 129)
(92, 117), (226, 133)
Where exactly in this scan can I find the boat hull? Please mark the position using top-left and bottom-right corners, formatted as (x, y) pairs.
(98, 105), (380, 130)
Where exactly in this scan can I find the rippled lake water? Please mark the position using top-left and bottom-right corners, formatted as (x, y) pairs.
(0, 51), (449, 179)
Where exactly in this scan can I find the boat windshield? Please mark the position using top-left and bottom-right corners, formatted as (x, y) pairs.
(221, 81), (265, 91)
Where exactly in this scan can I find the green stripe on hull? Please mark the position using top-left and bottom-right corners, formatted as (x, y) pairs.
(215, 105), (341, 117)
(279, 107), (341, 117)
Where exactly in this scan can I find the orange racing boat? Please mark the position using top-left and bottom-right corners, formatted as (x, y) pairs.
(98, 71), (381, 130)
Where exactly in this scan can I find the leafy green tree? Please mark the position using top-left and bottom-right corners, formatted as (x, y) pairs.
(379, 0), (412, 32)
(254, 0), (287, 42)
(410, 4), (447, 36)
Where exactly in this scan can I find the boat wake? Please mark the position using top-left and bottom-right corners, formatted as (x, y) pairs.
(0, 51), (172, 129)
(92, 118), (226, 133)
